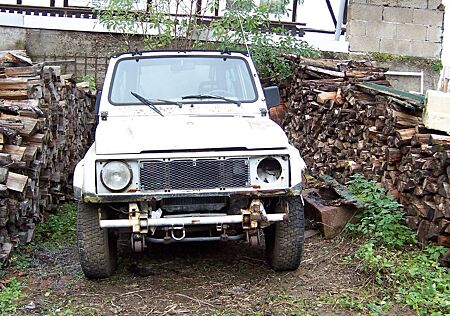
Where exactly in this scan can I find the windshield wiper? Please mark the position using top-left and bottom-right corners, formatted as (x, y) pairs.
(130, 91), (164, 117)
(155, 98), (183, 108)
(181, 94), (241, 106)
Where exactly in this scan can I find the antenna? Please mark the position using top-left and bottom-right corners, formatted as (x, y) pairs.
(237, 14), (251, 57)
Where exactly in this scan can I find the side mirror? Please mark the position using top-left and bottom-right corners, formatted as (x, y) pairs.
(263, 86), (281, 109)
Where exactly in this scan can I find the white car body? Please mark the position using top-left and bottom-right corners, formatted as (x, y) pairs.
(73, 50), (306, 243)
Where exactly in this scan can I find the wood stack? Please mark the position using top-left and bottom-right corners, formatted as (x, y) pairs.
(0, 51), (95, 262)
(284, 56), (450, 265)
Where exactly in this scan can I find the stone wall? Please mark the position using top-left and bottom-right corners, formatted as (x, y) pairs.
(347, 0), (444, 58)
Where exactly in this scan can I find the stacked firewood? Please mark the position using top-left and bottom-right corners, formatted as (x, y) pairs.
(0, 51), (95, 262)
(284, 56), (450, 265)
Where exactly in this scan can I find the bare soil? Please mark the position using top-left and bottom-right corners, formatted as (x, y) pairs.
(2, 233), (397, 316)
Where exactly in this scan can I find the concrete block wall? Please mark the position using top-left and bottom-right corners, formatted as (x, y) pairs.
(347, 0), (444, 58)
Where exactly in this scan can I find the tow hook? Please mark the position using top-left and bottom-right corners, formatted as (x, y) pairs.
(242, 199), (268, 247)
(241, 199), (269, 230)
(171, 225), (186, 241)
(129, 203), (148, 252)
(131, 233), (145, 253)
(129, 203), (148, 234)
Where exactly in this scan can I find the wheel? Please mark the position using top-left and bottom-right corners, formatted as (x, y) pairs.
(264, 196), (305, 271)
(77, 202), (117, 279)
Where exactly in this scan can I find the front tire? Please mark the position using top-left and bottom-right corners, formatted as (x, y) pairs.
(264, 196), (305, 271)
(77, 202), (117, 279)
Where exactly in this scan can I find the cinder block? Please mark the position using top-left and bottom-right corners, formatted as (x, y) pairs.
(351, 0), (368, 4)
(370, 0), (427, 8)
(397, 23), (427, 40)
(426, 25), (443, 42)
(348, 20), (367, 36)
(398, 0), (428, 9)
(413, 8), (444, 26)
(366, 0), (385, 4)
(348, 35), (380, 52)
(383, 7), (414, 23)
(349, 4), (383, 21)
(367, 21), (396, 38)
(411, 40), (442, 57)
(428, 0), (443, 10)
(380, 38), (412, 55)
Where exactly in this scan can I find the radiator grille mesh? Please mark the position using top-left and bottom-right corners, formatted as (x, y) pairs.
(139, 158), (249, 191)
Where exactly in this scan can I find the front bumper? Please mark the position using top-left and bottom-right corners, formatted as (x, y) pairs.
(99, 199), (288, 237)
(79, 184), (302, 203)
(99, 213), (286, 229)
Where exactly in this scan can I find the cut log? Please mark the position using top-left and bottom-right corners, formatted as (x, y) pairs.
(6, 172), (28, 192)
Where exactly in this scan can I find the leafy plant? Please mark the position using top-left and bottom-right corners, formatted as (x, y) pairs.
(93, 0), (318, 82)
(345, 174), (450, 315)
(77, 75), (96, 91)
(34, 203), (77, 248)
(0, 279), (24, 315)
(345, 174), (416, 248)
(431, 59), (443, 72)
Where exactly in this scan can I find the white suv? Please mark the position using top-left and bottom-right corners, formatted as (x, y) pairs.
(73, 50), (306, 278)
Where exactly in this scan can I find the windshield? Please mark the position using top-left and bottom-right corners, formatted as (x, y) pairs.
(109, 55), (258, 105)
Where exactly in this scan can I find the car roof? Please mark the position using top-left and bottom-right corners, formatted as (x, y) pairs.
(111, 49), (250, 59)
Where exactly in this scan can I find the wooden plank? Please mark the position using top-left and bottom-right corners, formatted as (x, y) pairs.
(0, 167), (7, 183)
(306, 65), (346, 78)
(357, 82), (424, 107)
(4, 52), (32, 66)
(320, 175), (366, 209)
(22, 144), (38, 162)
(4, 66), (38, 77)
(0, 90), (29, 99)
(4, 144), (26, 162)
(1, 114), (38, 136)
(0, 99), (44, 118)
(23, 132), (46, 144)
(317, 91), (337, 104)
(6, 172), (28, 192)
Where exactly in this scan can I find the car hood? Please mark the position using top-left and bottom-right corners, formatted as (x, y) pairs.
(95, 116), (289, 155)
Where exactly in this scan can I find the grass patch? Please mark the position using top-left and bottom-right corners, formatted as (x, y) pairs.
(344, 174), (450, 315)
(0, 279), (24, 315)
(34, 203), (77, 249)
(9, 248), (32, 270)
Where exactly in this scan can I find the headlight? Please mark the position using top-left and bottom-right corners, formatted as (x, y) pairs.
(100, 161), (132, 191)
(257, 157), (282, 183)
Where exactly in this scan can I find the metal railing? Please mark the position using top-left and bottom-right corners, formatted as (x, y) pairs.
(33, 53), (109, 89)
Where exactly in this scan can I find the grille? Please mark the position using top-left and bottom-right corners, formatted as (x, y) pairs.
(139, 158), (250, 191)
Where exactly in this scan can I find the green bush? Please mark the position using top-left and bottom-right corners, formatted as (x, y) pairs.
(346, 174), (450, 315)
(345, 174), (416, 248)
(34, 203), (77, 248)
(0, 279), (23, 314)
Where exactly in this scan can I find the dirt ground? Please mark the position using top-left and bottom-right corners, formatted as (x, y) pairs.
(2, 232), (407, 316)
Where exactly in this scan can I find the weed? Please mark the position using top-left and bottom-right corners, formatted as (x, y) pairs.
(77, 75), (96, 91)
(345, 174), (450, 315)
(319, 291), (391, 314)
(264, 292), (307, 314)
(370, 52), (396, 62)
(345, 174), (416, 248)
(431, 59), (443, 72)
(34, 203), (77, 249)
(0, 279), (24, 315)
(10, 248), (31, 270)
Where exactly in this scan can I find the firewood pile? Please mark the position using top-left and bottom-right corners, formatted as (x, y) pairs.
(284, 56), (450, 265)
(0, 51), (95, 262)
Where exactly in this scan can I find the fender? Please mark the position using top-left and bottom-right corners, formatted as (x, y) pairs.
(288, 144), (307, 192)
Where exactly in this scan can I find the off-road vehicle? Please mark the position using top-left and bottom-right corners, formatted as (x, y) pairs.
(73, 50), (307, 278)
